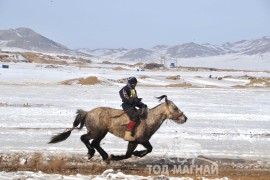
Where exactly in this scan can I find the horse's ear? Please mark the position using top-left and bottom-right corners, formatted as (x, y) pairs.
(155, 95), (169, 105)
(165, 97), (169, 105)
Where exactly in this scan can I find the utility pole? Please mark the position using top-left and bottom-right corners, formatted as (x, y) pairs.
(161, 55), (166, 67)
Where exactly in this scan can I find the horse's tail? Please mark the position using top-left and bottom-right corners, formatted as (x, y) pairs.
(48, 109), (87, 144)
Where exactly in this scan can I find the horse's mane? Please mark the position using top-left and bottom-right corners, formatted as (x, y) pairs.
(150, 95), (168, 110)
(151, 102), (164, 110)
(155, 95), (167, 102)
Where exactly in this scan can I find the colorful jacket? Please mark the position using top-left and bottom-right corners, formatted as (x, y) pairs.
(119, 85), (144, 109)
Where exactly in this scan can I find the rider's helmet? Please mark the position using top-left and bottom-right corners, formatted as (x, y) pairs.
(127, 77), (137, 88)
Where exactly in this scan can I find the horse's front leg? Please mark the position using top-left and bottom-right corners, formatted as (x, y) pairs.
(132, 141), (152, 157)
(110, 141), (138, 161)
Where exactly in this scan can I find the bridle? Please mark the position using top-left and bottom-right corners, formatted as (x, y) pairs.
(177, 111), (184, 118)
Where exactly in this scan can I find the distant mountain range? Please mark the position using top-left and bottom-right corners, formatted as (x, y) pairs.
(1, 27), (269, 61)
(79, 37), (270, 61)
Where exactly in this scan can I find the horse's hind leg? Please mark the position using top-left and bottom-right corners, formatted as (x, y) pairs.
(92, 139), (109, 161)
(132, 141), (152, 157)
(110, 141), (138, 161)
(81, 134), (95, 159)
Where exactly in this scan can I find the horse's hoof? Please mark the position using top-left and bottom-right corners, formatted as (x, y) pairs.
(109, 154), (114, 160)
(88, 156), (93, 160)
(132, 151), (141, 157)
(110, 154), (118, 161)
(105, 158), (111, 164)
(100, 155), (111, 164)
(88, 154), (94, 160)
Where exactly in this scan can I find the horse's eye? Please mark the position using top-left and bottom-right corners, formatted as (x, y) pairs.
(174, 107), (178, 111)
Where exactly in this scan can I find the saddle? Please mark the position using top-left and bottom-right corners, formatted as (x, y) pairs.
(111, 106), (149, 121)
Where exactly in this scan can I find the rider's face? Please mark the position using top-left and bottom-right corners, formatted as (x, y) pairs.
(131, 83), (137, 88)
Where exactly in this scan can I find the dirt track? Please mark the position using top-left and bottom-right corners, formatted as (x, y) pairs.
(1, 152), (270, 179)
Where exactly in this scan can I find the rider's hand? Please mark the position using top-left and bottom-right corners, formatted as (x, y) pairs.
(134, 98), (142, 104)
(137, 98), (142, 102)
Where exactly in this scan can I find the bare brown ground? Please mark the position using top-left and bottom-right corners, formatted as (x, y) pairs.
(166, 75), (181, 80)
(166, 83), (201, 88)
(61, 76), (100, 85)
(0, 152), (269, 179)
(113, 66), (125, 70)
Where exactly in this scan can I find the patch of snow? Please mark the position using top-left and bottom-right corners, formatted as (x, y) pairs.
(0, 40), (10, 46)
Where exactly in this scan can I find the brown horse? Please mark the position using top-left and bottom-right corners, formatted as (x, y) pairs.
(49, 95), (187, 161)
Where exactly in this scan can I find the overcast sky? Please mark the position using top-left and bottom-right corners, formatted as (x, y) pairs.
(0, 0), (269, 49)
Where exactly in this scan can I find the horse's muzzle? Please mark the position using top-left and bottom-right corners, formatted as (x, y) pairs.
(177, 112), (187, 123)
(184, 114), (188, 122)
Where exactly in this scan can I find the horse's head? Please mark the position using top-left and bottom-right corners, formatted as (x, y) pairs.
(156, 95), (188, 124)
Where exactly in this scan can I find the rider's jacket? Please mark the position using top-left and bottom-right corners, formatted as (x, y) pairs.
(119, 84), (144, 110)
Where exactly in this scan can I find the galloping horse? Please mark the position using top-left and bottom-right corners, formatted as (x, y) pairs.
(49, 95), (187, 161)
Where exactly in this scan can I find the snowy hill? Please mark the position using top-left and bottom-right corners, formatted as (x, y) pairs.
(0, 27), (89, 56)
(166, 42), (224, 58)
(118, 48), (154, 60)
(226, 36), (270, 55)
(77, 48), (128, 59)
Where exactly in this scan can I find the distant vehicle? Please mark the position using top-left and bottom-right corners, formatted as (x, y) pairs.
(209, 68), (217, 71)
(2, 65), (9, 68)
(169, 62), (175, 68)
(137, 68), (145, 71)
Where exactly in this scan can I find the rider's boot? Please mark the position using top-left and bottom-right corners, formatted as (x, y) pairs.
(124, 120), (136, 141)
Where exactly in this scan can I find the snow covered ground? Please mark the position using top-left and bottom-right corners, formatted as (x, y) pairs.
(0, 169), (230, 180)
(176, 53), (270, 71)
(0, 61), (270, 179)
